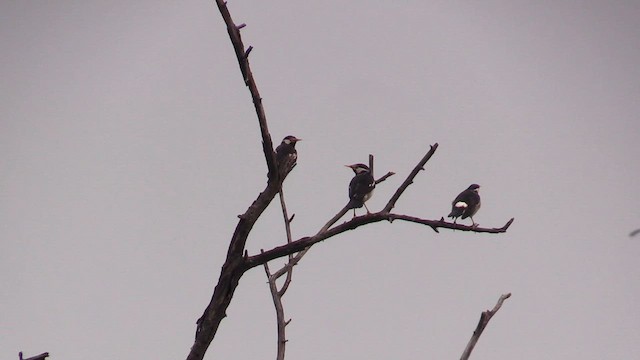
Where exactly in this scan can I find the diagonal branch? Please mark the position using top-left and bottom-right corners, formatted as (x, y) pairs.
(263, 187), (296, 360)
(188, 2), (282, 360)
(383, 143), (438, 212)
(215, 0), (278, 181)
(192, 4), (516, 360)
(460, 293), (512, 360)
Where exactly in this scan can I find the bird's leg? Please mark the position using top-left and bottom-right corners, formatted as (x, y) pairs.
(363, 203), (371, 214)
(470, 216), (478, 228)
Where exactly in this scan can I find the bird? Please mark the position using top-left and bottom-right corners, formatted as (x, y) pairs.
(275, 135), (301, 181)
(448, 184), (481, 226)
(346, 163), (375, 216)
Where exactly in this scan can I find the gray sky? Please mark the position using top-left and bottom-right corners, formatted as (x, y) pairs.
(2, 1), (639, 359)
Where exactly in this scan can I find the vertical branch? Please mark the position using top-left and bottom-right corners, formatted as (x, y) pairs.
(277, 190), (295, 295)
(369, 154), (374, 178)
(264, 261), (289, 360)
(265, 186), (297, 360)
(460, 293), (512, 360)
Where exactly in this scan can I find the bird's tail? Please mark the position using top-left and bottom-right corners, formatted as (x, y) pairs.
(347, 199), (363, 209)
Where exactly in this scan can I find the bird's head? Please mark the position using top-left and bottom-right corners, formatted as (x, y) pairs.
(281, 135), (302, 146)
(468, 184), (481, 192)
(345, 163), (370, 174)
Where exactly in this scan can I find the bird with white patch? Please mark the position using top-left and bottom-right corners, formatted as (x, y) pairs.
(346, 163), (375, 216)
(275, 135), (301, 181)
(448, 184), (481, 226)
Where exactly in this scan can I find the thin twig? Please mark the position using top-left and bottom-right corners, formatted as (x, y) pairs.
(263, 261), (288, 360)
(375, 171), (395, 184)
(19, 353), (49, 360)
(460, 293), (512, 360)
(277, 189), (295, 295)
(265, 186), (296, 360)
(383, 143), (438, 212)
(270, 203), (350, 281)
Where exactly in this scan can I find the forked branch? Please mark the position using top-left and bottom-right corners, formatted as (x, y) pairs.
(188, 3), (516, 360)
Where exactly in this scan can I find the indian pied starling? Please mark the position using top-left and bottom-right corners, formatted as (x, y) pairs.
(275, 135), (301, 181)
(346, 163), (375, 216)
(448, 184), (481, 226)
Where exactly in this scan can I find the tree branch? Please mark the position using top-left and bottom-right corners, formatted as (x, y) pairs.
(264, 261), (288, 360)
(383, 143), (438, 212)
(460, 293), (512, 360)
(188, 2), (283, 359)
(244, 214), (514, 271)
(191, 4), (516, 360)
(215, 0), (278, 181)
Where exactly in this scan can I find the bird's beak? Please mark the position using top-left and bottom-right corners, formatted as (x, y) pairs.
(345, 164), (353, 168)
(294, 138), (302, 142)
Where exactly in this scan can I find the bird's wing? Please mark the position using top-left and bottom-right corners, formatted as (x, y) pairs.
(349, 173), (374, 201)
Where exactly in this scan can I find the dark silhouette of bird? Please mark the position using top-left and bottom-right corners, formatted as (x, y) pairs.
(448, 184), (481, 226)
(275, 135), (301, 181)
(346, 163), (375, 216)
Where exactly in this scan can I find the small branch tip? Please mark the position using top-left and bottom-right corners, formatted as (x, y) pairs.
(244, 46), (253, 58)
(236, 23), (246, 30)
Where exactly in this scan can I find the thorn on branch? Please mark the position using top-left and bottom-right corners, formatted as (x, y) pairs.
(236, 23), (246, 30)
(244, 45), (253, 59)
(289, 214), (295, 222)
(285, 319), (292, 326)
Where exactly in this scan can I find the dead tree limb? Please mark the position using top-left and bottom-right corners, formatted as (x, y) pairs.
(187, 3), (515, 360)
(264, 260), (289, 360)
(188, 2), (282, 359)
(264, 187), (296, 360)
(383, 143), (438, 212)
(244, 211), (514, 271)
(460, 293), (512, 360)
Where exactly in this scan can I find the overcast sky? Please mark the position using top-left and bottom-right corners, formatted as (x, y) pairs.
(2, 1), (639, 360)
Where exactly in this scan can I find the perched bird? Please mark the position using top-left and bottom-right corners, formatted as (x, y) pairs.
(448, 184), (481, 226)
(346, 163), (375, 216)
(275, 135), (301, 181)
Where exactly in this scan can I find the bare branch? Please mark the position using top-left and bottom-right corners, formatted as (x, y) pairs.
(276, 190), (295, 296)
(375, 171), (395, 184)
(369, 154), (374, 177)
(188, 2), (283, 359)
(192, 4), (515, 360)
(244, 215), (514, 270)
(263, 261), (287, 360)
(383, 143), (438, 212)
(460, 293), (512, 360)
(214, 0), (278, 181)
